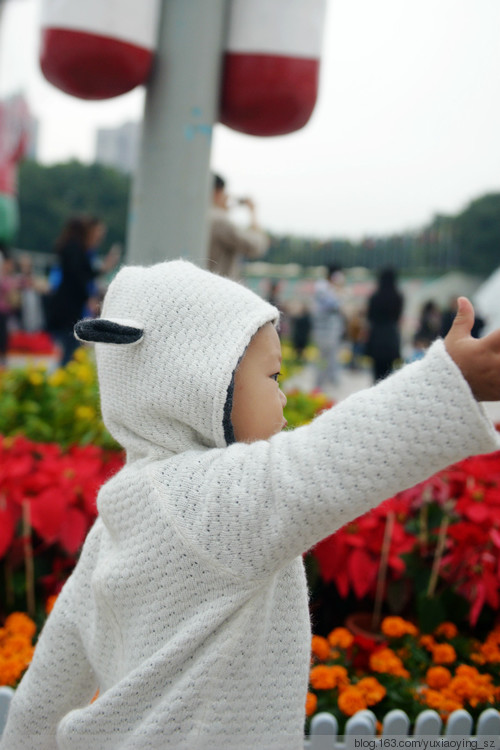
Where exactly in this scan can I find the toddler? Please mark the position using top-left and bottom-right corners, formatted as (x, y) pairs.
(2, 260), (500, 750)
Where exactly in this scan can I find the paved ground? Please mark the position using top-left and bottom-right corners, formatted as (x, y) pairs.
(285, 361), (500, 424)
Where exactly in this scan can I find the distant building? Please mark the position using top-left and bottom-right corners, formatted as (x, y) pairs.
(94, 121), (140, 173)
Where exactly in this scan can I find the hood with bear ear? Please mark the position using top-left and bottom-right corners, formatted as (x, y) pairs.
(82, 260), (279, 462)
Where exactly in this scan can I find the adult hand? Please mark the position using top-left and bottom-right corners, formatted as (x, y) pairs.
(445, 297), (500, 401)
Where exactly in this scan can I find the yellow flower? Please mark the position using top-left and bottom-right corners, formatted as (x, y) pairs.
(73, 347), (90, 364)
(28, 371), (44, 386)
(48, 368), (67, 387)
(66, 360), (95, 384)
(75, 405), (96, 421)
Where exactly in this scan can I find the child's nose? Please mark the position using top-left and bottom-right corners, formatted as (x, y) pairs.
(279, 389), (287, 407)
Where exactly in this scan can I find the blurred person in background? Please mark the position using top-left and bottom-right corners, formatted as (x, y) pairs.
(415, 300), (441, 347)
(312, 264), (346, 388)
(207, 173), (269, 280)
(0, 250), (20, 366)
(290, 300), (312, 361)
(18, 253), (48, 332)
(45, 216), (119, 365)
(366, 267), (404, 382)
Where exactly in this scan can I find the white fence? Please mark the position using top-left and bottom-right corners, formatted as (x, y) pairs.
(0, 686), (498, 747)
(304, 708), (500, 749)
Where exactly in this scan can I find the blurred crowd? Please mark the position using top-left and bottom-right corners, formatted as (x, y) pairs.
(0, 215), (121, 367)
(263, 265), (487, 389)
(0, 173), (488, 385)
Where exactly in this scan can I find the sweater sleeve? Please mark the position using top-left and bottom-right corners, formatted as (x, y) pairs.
(155, 339), (500, 579)
(0, 579), (98, 750)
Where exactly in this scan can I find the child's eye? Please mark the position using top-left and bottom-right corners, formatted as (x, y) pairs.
(271, 372), (281, 382)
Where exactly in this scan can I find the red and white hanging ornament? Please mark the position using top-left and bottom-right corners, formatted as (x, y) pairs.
(220, 0), (327, 137)
(39, 0), (160, 100)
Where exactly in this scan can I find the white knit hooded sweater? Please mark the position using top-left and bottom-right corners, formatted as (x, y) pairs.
(2, 260), (500, 750)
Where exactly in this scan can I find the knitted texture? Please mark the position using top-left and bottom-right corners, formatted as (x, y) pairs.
(2, 260), (499, 750)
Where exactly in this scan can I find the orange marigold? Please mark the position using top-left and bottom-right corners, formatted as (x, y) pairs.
(477, 631), (500, 664)
(4, 612), (36, 640)
(310, 665), (335, 690)
(0, 658), (26, 687)
(356, 677), (386, 706)
(419, 635), (436, 651)
(369, 648), (410, 678)
(311, 635), (331, 662)
(426, 666), (452, 689)
(305, 691), (318, 717)
(381, 616), (417, 638)
(327, 627), (354, 649)
(431, 644), (456, 665)
(455, 664), (480, 679)
(338, 686), (367, 716)
(434, 622), (458, 639)
(438, 696), (463, 718)
(309, 664), (349, 691)
(422, 688), (447, 711)
(45, 595), (58, 615)
(469, 684), (495, 708)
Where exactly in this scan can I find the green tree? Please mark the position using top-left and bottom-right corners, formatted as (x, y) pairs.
(452, 193), (500, 275)
(17, 160), (130, 256)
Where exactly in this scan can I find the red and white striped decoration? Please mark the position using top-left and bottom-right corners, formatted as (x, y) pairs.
(220, 0), (327, 136)
(39, 0), (160, 100)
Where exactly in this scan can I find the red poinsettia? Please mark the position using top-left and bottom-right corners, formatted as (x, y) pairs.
(0, 436), (124, 557)
(311, 449), (500, 626)
(312, 495), (415, 600)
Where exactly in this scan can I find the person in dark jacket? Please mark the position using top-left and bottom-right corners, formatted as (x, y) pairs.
(366, 267), (404, 382)
(45, 216), (118, 364)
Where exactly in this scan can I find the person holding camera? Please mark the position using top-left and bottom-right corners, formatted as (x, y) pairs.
(207, 173), (269, 280)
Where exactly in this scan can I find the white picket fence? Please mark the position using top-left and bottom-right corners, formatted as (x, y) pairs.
(304, 708), (500, 749)
(0, 686), (498, 747)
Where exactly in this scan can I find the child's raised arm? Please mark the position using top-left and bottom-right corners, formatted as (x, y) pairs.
(445, 296), (500, 402)
(156, 327), (500, 580)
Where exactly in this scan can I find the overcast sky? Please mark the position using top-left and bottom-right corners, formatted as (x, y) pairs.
(1, 0), (499, 239)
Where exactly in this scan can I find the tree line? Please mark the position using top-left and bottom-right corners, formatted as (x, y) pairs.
(16, 159), (500, 276)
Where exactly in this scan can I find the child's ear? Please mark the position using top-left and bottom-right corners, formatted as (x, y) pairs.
(74, 318), (144, 346)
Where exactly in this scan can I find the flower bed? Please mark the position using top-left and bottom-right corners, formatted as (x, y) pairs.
(306, 616), (500, 733)
(310, 452), (500, 631)
(1, 347), (500, 714)
(0, 349), (118, 449)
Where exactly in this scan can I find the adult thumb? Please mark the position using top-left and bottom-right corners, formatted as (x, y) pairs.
(449, 296), (475, 339)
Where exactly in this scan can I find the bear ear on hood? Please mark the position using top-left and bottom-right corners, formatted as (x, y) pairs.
(74, 318), (144, 346)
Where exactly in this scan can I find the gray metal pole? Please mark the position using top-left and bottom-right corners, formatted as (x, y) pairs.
(126, 0), (228, 266)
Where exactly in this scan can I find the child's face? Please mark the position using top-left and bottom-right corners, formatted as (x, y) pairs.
(231, 323), (287, 443)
